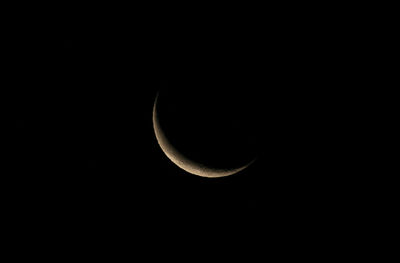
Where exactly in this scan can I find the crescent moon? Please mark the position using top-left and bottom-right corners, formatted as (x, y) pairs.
(153, 92), (256, 178)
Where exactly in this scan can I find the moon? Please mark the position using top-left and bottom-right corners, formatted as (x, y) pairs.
(152, 91), (256, 178)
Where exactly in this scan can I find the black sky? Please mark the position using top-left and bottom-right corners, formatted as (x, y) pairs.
(6, 9), (364, 257)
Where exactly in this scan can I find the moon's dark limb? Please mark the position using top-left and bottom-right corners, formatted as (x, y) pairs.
(152, 88), (257, 178)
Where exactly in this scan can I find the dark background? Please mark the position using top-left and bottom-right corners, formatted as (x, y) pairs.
(6, 6), (370, 258)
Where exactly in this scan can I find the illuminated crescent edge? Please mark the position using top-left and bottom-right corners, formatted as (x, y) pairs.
(152, 93), (255, 178)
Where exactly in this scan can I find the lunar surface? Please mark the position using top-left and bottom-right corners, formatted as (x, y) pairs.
(152, 90), (256, 178)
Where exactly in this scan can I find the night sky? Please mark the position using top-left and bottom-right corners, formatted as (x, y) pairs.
(7, 10), (363, 258)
